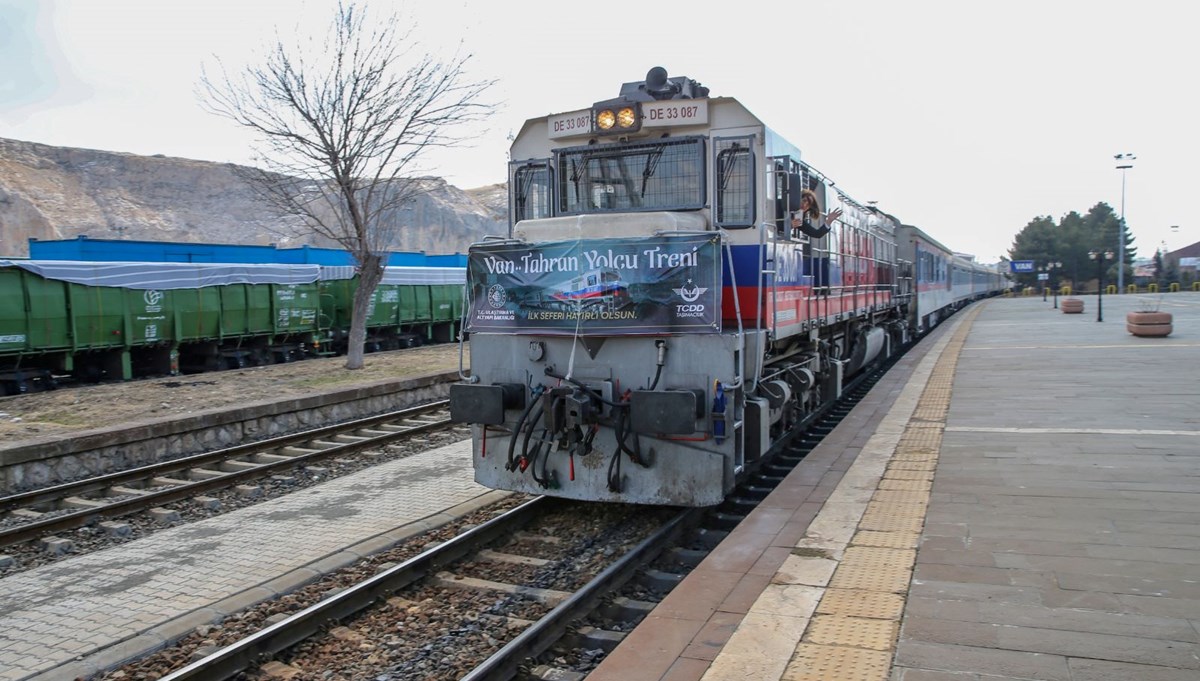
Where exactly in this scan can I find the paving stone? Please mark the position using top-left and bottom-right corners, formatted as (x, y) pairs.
(896, 633), (1071, 680)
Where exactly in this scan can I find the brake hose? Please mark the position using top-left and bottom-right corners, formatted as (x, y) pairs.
(507, 384), (546, 471)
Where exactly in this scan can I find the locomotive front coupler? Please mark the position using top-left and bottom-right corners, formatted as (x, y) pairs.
(542, 382), (599, 429)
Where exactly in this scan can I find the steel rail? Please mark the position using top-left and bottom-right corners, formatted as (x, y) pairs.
(459, 506), (703, 681)
(156, 497), (551, 681)
(0, 400), (453, 546)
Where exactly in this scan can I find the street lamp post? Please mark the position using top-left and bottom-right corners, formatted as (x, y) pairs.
(1089, 250), (1114, 322)
(1047, 261), (1062, 309)
(1114, 153), (1136, 294)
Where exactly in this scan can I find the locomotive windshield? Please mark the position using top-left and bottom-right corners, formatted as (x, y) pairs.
(556, 137), (704, 214)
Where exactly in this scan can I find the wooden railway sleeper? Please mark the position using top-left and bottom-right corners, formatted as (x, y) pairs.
(355, 428), (395, 437)
(565, 626), (626, 653)
(475, 548), (551, 566)
(276, 446), (321, 457)
(597, 596), (658, 622)
(370, 424), (410, 433)
(432, 572), (572, 606)
(218, 460), (261, 473)
(61, 496), (107, 511)
(188, 468), (226, 481)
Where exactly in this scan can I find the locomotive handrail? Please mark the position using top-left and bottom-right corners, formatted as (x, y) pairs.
(751, 221), (771, 392)
(719, 232), (744, 391)
(457, 281), (477, 383)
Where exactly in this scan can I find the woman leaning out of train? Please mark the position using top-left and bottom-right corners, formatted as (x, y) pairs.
(792, 188), (843, 239)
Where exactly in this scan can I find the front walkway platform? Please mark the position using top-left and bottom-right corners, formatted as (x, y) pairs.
(588, 292), (1200, 681)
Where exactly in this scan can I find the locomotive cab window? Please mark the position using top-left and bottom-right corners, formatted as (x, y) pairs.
(511, 161), (553, 224)
(714, 136), (754, 228)
(555, 137), (705, 215)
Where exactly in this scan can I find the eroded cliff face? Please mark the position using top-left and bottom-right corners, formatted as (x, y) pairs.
(0, 137), (507, 257)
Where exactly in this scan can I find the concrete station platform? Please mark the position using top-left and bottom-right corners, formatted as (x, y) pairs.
(0, 441), (508, 681)
(2, 293), (1197, 680)
(588, 292), (1200, 681)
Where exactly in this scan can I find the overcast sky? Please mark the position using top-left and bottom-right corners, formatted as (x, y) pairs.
(2, 0), (1195, 263)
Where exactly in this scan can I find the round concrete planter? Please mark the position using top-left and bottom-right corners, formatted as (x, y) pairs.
(1060, 298), (1084, 314)
(1126, 311), (1173, 337)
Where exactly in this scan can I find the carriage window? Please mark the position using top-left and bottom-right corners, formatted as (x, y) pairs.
(512, 162), (552, 223)
(715, 136), (754, 228)
(556, 137), (705, 214)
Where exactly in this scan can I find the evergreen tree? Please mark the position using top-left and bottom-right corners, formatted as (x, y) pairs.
(1007, 202), (1135, 292)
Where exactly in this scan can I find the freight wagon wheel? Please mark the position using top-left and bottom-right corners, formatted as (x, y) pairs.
(80, 365), (105, 383)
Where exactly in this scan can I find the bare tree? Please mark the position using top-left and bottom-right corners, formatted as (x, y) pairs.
(199, 1), (493, 369)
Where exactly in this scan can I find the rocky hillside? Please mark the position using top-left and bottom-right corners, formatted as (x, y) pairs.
(0, 137), (508, 257)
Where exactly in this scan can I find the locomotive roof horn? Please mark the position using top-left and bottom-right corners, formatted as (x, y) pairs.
(619, 67), (710, 102)
(645, 67), (679, 98)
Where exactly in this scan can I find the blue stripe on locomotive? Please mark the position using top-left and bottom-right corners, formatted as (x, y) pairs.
(720, 244), (842, 289)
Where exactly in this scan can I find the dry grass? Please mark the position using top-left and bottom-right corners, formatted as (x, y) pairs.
(0, 343), (468, 447)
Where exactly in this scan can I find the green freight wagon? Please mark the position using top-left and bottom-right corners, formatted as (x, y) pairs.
(316, 265), (466, 352)
(0, 261), (325, 392)
(0, 260), (464, 394)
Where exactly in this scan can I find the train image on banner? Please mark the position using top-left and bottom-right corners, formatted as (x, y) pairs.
(550, 268), (631, 310)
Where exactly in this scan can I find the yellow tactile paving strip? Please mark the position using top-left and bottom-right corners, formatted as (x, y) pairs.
(780, 306), (979, 681)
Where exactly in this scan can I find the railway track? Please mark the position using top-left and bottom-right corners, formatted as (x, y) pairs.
(0, 400), (455, 548)
(125, 353), (895, 681)
(154, 497), (692, 681)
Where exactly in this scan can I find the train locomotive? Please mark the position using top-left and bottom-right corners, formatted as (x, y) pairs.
(450, 68), (1004, 506)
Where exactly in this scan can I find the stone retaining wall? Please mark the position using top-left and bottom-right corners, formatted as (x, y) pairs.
(0, 371), (459, 494)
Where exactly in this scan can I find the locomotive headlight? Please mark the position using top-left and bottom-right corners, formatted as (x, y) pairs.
(591, 100), (642, 134)
(617, 106), (637, 128)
